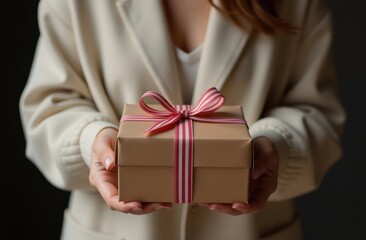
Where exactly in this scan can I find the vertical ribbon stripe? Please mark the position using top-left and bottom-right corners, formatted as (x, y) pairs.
(174, 105), (193, 203)
(120, 87), (247, 203)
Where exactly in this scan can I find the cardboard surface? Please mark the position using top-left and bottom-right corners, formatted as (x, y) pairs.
(116, 104), (252, 203)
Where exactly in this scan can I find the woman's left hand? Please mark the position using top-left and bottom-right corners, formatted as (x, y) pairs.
(199, 136), (279, 215)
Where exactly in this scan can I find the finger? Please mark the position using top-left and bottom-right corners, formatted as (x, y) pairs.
(97, 183), (143, 213)
(97, 142), (115, 170)
(103, 156), (115, 170)
(93, 128), (118, 170)
(96, 176), (142, 213)
(208, 204), (243, 216)
(90, 161), (139, 213)
(89, 158), (106, 187)
(90, 161), (171, 214)
(251, 154), (275, 180)
(91, 152), (115, 170)
(130, 202), (172, 215)
(233, 187), (272, 214)
(110, 199), (143, 213)
(232, 202), (252, 213)
(251, 138), (278, 180)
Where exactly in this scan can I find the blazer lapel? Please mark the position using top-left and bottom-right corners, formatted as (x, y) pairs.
(115, 0), (183, 104)
(192, 4), (252, 104)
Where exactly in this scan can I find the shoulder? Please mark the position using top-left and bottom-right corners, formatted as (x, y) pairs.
(38, 0), (119, 28)
(38, 0), (72, 27)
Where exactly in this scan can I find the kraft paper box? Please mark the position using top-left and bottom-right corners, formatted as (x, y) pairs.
(116, 104), (252, 203)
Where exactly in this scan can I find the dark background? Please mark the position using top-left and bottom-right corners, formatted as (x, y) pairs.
(2, 1), (365, 239)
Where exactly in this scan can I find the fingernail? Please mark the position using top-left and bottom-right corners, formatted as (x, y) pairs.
(232, 204), (243, 210)
(209, 206), (216, 211)
(132, 207), (142, 212)
(104, 157), (112, 170)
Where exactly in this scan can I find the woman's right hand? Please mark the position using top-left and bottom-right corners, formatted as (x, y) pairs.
(89, 127), (172, 214)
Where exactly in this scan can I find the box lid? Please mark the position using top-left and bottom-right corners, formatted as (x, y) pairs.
(116, 104), (252, 168)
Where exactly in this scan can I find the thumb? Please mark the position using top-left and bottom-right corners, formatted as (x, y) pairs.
(251, 137), (278, 179)
(93, 127), (118, 170)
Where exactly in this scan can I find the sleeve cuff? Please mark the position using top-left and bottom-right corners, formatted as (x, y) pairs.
(79, 121), (118, 168)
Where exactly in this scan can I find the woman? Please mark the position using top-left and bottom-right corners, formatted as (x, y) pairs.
(19, 0), (345, 239)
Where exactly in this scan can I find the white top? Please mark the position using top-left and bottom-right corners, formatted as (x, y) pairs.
(175, 44), (203, 104)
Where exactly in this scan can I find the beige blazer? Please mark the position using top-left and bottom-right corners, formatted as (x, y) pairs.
(19, 0), (345, 239)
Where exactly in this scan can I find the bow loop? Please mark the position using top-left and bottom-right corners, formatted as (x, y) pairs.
(137, 87), (230, 134)
(139, 91), (176, 116)
(189, 87), (225, 116)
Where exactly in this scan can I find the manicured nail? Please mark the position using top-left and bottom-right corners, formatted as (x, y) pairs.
(104, 157), (112, 170)
(233, 205), (243, 210)
(209, 206), (216, 211)
(132, 207), (142, 212)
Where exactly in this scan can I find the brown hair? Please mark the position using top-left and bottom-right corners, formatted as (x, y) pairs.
(209, 0), (298, 35)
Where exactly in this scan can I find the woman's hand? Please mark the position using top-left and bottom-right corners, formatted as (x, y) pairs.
(199, 136), (279, 215)
(89, 127), (171, 215)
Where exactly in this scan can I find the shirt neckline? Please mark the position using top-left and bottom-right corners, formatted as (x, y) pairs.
(175, 44), (204, 64)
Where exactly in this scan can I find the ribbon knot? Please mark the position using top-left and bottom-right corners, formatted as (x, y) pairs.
(179, 109), (190, 119)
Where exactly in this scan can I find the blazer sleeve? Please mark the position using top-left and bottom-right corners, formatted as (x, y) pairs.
(249, 1), (346, 201)
(19, 0), (117, 191)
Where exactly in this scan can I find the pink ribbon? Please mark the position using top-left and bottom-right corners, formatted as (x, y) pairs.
(121, 87), (247, 203)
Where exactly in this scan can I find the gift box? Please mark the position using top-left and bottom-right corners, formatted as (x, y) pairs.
(115, 88), (252, 203)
